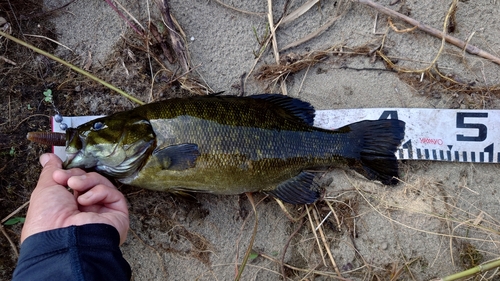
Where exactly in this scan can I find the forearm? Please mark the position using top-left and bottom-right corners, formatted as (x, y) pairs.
(13, 223), (131, 281)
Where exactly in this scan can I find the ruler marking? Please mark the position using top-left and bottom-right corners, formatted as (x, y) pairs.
(398, 149), (403, 159)
(402, 140), (413, 159)
(471, 151), (476, 162)
(440, 150), (444, 160)
(417, 149), (422, 159)
(432, 150), (437, 160)
(424, 149), (430, 159)
(455, 151), (459, 161)
(447, 150), (451, 161)
(463, 151), (467, 162)
(484, 143), (494, 162)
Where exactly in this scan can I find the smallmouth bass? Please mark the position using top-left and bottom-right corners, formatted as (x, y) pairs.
(63, 94), (405, 204)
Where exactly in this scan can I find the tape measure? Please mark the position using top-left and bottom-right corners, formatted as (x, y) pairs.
(52, 108), (499, 163)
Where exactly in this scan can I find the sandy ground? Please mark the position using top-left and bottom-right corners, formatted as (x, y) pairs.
(4, 0), (500, 280)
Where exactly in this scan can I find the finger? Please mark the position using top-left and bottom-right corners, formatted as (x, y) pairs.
(39, 153), (61, 168)
(77, 184), (129, 214)
(33, 153), (63, 192)
(53, 168), (87, 186)
(67, 172), (115, 193)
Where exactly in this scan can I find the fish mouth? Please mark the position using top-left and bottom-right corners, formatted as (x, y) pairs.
(62, 152), (78, 168)
(63, 150), (99, 169)
(63, 128), (88, 169)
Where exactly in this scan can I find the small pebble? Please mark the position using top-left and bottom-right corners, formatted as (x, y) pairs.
(0, 17), (7, 26)
(381, 242), (388, 250)
(190, 36), (195, 41)
(341, 263), (353, 271)
(59, 123), (68, 130)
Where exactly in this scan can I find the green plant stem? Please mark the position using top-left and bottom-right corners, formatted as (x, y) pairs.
(0, 30), (145, 105)
(440, 259), (500, 281)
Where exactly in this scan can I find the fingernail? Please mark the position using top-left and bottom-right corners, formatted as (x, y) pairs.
(39, 153), (51, 167)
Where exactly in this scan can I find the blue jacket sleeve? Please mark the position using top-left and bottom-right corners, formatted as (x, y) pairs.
(12, 223), (131, 281)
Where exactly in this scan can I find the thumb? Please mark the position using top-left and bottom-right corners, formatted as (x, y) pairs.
(34, 154), (63, 192)
(39, 153), (62, 169)
(40, 153), (52, 167)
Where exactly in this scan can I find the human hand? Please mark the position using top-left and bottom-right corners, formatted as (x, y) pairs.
(20, 153), (129, 245)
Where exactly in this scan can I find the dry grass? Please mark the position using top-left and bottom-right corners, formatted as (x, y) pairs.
(244, 169), (500, 280)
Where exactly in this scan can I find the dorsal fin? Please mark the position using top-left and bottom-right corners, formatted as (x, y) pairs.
(249, 94), (315, 126)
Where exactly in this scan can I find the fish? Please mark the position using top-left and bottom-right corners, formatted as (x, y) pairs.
(62, 94), (405, 204)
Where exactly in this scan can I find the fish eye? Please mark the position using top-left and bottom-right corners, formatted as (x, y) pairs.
(92, 121), (104, 131)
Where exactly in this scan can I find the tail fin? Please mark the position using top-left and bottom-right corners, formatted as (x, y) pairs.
(344, 119), (405, 185)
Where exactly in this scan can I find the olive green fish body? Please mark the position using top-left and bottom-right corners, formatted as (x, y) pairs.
(64, 95), (405, 204)
(125, 116), (354, 194)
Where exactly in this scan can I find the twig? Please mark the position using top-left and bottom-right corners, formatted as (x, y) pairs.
(0, 55), (16, 65)
(388, 17), (417, 33)
(280, 13), (345, 52)
(280, 219), (305, 279)
(11, 114), (50, 132)
(214, 0), (266, 16)
(103, 0), (144, 36)
(260, 252), (351, 279)
(324, 200), (343, 231)
(0, 224), (18, 257)
(313, 208), (342, 277)
(24, 34), (73, 52)
(280, 0), (319, 25)
(439, 258), (500, 281)
(306, 205), (327, 266)
(266, 0), (287, 95)
(353, 0), (500, 66)
(275, 199), (308, 222)
(1, 201), (30, 224)
(1, 201), (29, 258)
(235, 193), (259, 281)
(266, 0), (280, 63)
(112, 0), (146, 32)
(156, 0), (191, 73)
(20, 0), (75, 20)
(0, 30), (145, 105)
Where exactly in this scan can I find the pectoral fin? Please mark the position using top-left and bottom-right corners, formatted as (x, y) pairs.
(153, 143), (200, 171)
(267, 172), (321, 204)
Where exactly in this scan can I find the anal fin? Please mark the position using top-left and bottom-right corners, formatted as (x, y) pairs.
(267, 172), (320, 204)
